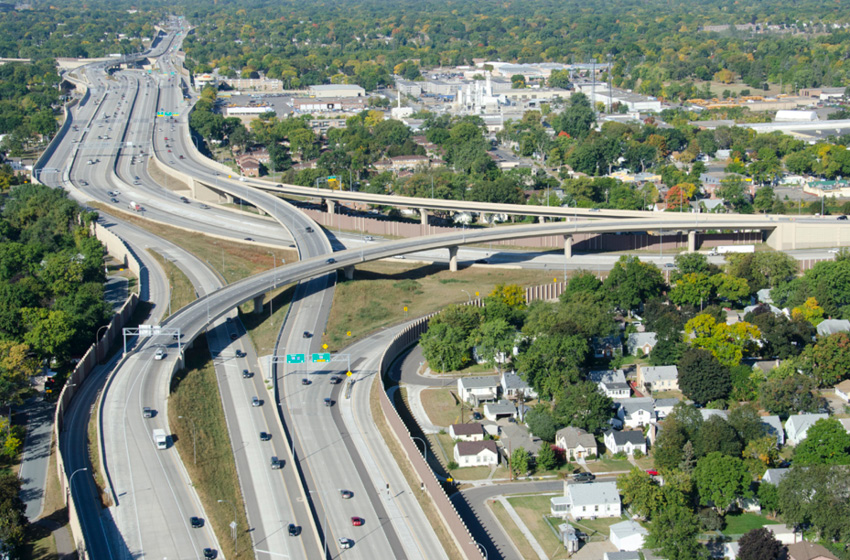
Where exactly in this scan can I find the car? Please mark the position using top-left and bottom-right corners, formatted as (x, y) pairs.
(243, 237), (254, 242)
(364, 235), (373, 241)
(351, 517), (363, 526)
(108, 191), (119, 196)
(80, 180), (88, 186)
(260, 431), (271, 441)
(829, 248), (840, 253)
(180, 197), (189, 203)
(190, 516), (204, 528)
(143, 407), (153, 418)
(110, 197), (120, 203)
(324, 398), (333, 407)
(242, 369), (253, 379)
(134, 181), (141, 185)
(179, 155), (185, 159)
(167, 149), (171, 152)
(573, 472), (595, 483)
(288, 524), (301, 537)
(338, 537), (353, 549)
(340, 489), (353, 499)
(326, 258), (336, 264)
(472, 411), (482, 421)
(392, 254), (405, 259)
(589, 208), (601, 212)
(664, 263), (676, 268)
(330, 376), (341, 385)
(252, 396), (261, 407)
(199, 204), (210, 209)
(646, 470), (659, 476)
(270, 456), (282, 469)
(230, 333), (238, 341)
(202, 549), (217, 559)
(303, 331), (311, 338)
(305, 226), (313, 233)
(837, 215), (848, 220)
(154, 348), (165, 360)
(164, 137), (168, 140)
(235, 349), (245, 358)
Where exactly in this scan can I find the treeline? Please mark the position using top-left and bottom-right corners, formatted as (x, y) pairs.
(0, 61), (61, 154)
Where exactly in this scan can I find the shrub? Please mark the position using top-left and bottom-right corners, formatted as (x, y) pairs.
(447, 461), (458, 470)
(633, 449), (644, 459)
(613, 451), (627, 460)
(698, 508), (725, 531)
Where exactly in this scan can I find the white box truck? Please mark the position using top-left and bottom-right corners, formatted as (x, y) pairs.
(709, 245), (755, 255)
(128, 201), (141, 212)
(153, 428), (168, 450)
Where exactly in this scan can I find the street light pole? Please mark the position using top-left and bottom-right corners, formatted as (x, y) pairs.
(68, 467), (88, 504)
(461, 289), (472, 303)
(471, 540), (489, 560)
(218, 499), (237, 556)
(411, 436), (428, 463)
(178, 415), (197, 466)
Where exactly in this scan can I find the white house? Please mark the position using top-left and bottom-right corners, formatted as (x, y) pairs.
(449, 423), (485, 441)
(555, 426), (598, 461)
(615, 398), (655, 429)
(453, 441), (500, 467)
(653, 398), (679, 420)
(817, 319), (850, 337)
(785, 413), (829, 445)
(762, 468), (790, 486)
(501, 370), (538, 400)
(550, 480), (621, 519)
(625, 332), (658, 356)
(761, 415), (785, 447)
(637, 365), (679, 392)
(603, 430), (647, 456)
(588, 369), (630, 399)
(457, 376), (500, 404)
(765, 524), (800, 545)
(835, 379), (850, 403)
(484, 400), (524, 422)
(725, 542), (740, 560)
(609, 519), (648, 551)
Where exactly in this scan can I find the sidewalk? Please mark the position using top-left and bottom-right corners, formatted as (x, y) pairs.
(19, 396), (54, 521)
(493, 495), (548, 560)
(402, 385), (443, 434)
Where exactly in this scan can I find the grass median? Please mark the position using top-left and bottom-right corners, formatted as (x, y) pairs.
(169, 336), (250, 559)
(148, 250), (197, 319)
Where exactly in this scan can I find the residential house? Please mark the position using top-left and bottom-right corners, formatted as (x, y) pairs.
(457, 376), (500, 405)
(762, 466), (788, 484)
(615, 398), (655, 429)
(588, 369), (630, 399)
(653, 398), (679, 420)
(481, 419), (500, 437)
(592, 335), (622, 358)
(603, 430), (647, 456)
(700, 409), (730, 422)
(835, 379), (850, 403)
(839, 418), (850, 434)
(786, 542), (839, 560)
(817, 319), (850, 337)
(605, 553), (641, 560)
(608, 519), (648, 551)
(500, 424), (543, 458)
(449, 423), (485, 441)
(765, 524), (800, 545)
(725, 542), (740, 560)
(637, 365), (679, 393)
(501, 371), (537, 400)
(453, 441), (500, 467)
(785, 413), (829, 445)
(483, 400), (527, 422)
(550, 480), (621, 519)
(554, 426), (598, 461)
(625, 332), (658, 356)
(761, 415), (785, 446)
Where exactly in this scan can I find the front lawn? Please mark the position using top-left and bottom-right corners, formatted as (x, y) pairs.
(722, 513), (774, 536)
(585, 456), (634, 473)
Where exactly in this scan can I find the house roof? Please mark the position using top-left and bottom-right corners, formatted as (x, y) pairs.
(605, 430), (646, 446)
(500, 424), (543, 455)
(459, 375), (500, 390)
(765, 524), (795, 536)
(450, 423), (485, 436)
(588, 369), (626, 385)
(603, 381), (631, 392)
(785, 413), (829, 435)
(653, 398), (679, 409)
(455, 440), (499, 457)
(762, 468), (790, 486)
(641, 365), (678, 383)
(761, 415), (783, 438)
(566, 480), (620, 507)
(606, 552), (641, 560)
(485, 400), (517, 414)
(700, 409), (729, 421)
(502, 371), (532, 392)
(555, 426), (597, 449)
(626, 332), (657, 349)
(786, 541), (839, 560)
(609, 519), (648, 540)
(835, 379), (850, 394)
(592, 335), (622, 348)
(615, 397), (655, 417)
(817, 319), (850, 337)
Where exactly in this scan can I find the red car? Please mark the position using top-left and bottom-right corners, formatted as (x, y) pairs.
(351, 517), (363, 527)
(646, 470), (659, 476)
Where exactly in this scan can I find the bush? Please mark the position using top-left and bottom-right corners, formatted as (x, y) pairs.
(393, 279), (422, 293)
(698, 508), (725, 531)
(612, 451), (627, 460)
(633, 449), (644, 459)
(447, 461), (458, 470)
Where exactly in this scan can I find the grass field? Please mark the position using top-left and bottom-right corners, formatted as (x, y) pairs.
(507, 494), (574, 559)
(239, 284), (296, 357)
(169, 336), (250, 560)
(149, 250), (197, 319)
(570, 515), (627, 537)
(585, 456), (634, 474)
(489, 500), (537, 560)
(722, 512), (773, 536)
(324, 261), (551, 351)
(419, 388), (469, 428)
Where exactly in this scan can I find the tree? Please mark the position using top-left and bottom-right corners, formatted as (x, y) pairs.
(728, 404), (768, 446)
(695, 416), (743, 458)
(737, 527), (785, 560)
(618, 467), (663, 519)
(758, 373), (822, 417)
(654, 404), (704, 470)
(757, 482), (780, 516)
(693, 452), (752, 512)
(0, 341), (38, 409)
(746, 311), (814, 360)
(793, 418), (850, 466)
(778, 465), (850, 541)
(674, 252), (715, 276)
(525, 405), (559, 442)
(803, 332), (850, 387)
(791, 297), (824, 326)
(646, 500), (707, 560)
(603, 256), (665, 312)
(516, 334), (587, 400)
(21, 307), (74, 362)
(684, 314), (760, 368)
(678, 348), (732, 404)
(473, 319), (515, 369)
(0, 473), (25, 553)
(420, 304), (481, 372)
(537, 444), (558, 471)
(743, 435), (779, 478)
(679, 441), (697, 473)
(511, 447), (530, 476)
(553, 93), (596, 139)
(553, 381), (613, 434)
(711, 273), (750, 303)
(669, 273), (714, 307)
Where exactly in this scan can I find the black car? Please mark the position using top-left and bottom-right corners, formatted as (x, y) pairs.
(303, 331), (311, 338)
(190, 516), (204, 528)
(324, 398), (333, 407)
(235, 350), (246, 358)
(573, 472), (595, 483)
(260, 431), (271, 441)
(302, 378), (311, 385)
(288, 524), (301, 537)
(203, 549), (217, 559)
(472, 411), (482, 421)
(242, 369), (253, 379)
(230, 333), (238, 341)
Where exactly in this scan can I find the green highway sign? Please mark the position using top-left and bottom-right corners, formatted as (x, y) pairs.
(312, 353), (331, 363)
(286, 353), (305, 364)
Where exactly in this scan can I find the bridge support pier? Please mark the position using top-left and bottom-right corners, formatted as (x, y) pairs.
(326, 199), (336, 214)
(343, 265), (355, 280)
(253, 294), (264, 314)
(539, 215), (546, 224)
(448, 246), (458, 272)
(419, 208), (429, 226)
(688, 230), (697, 253)
(564, 235), (573, 259)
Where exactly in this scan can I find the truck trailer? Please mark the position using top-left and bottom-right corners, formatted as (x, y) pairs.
(153, 428), (168, 450)
(708, 245), (755, 255)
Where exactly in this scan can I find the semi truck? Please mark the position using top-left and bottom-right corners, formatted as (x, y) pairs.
(708, 245), (755, 255)
(128, 201), (141, 212)
(153, 428), (168, 450)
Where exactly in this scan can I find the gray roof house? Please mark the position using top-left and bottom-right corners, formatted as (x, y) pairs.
(550, 480), (621, 519)
(603, 430), (647, 456)
(501, 370), (538, 400)
(457, 375), (500, 404)
(625, 332), (658, 356)
(605, 553), (641, 560)
(588, 369), (630, 399)
(615, 397), (655, 429)
(653, 398), (679, 420)
(592, 335), (623, 358)
(762, 468), (790, 486)
(500, 423), (543, 457)
(817, 319), (850, 337)
(483, 400), (528, 422)
(761, 415), (785, 446)
(609, 519), (648, 552)
(555, 426), (598, 461)
(700, 409), (730, 421)
(637, 365), (679, 392)
(785, 413), (829, 445)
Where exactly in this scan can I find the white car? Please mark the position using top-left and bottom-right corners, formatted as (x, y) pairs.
(154, 348), (165, 360)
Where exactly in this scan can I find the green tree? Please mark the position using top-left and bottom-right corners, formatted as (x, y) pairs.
(711, 273), (750, 303)
(728, 404), (768, 446)
(803, 332), (850, 387)
(674, 252), (716, 276)
(553, 381), (613, 433)
(552, 92), (596, 139)
(693, 452), (752, 512)
(756, 482), (780, 516)
(669, 273), (714, 307)
(617, 467), (663, 520)
(646, 500), (707, 560)
(603, 256), (665, 312)
(678, 348), (732, 405)
(793, 418), (850, 466)
(537, 444), (558, 471)
(511, 447), (530, 475)
(473, 318), (515, 369)
(778, 465), (850, 541)
(516, 334), (587, 400)
(758, 373), (822, 417)
(695, 416), (742, 458)
(21, 307), (74, 362)
(742, 436), (779, 478)
(0, 473), (26, 554)
(737, 527), (784, 560)
(525, 405), (559, 442)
